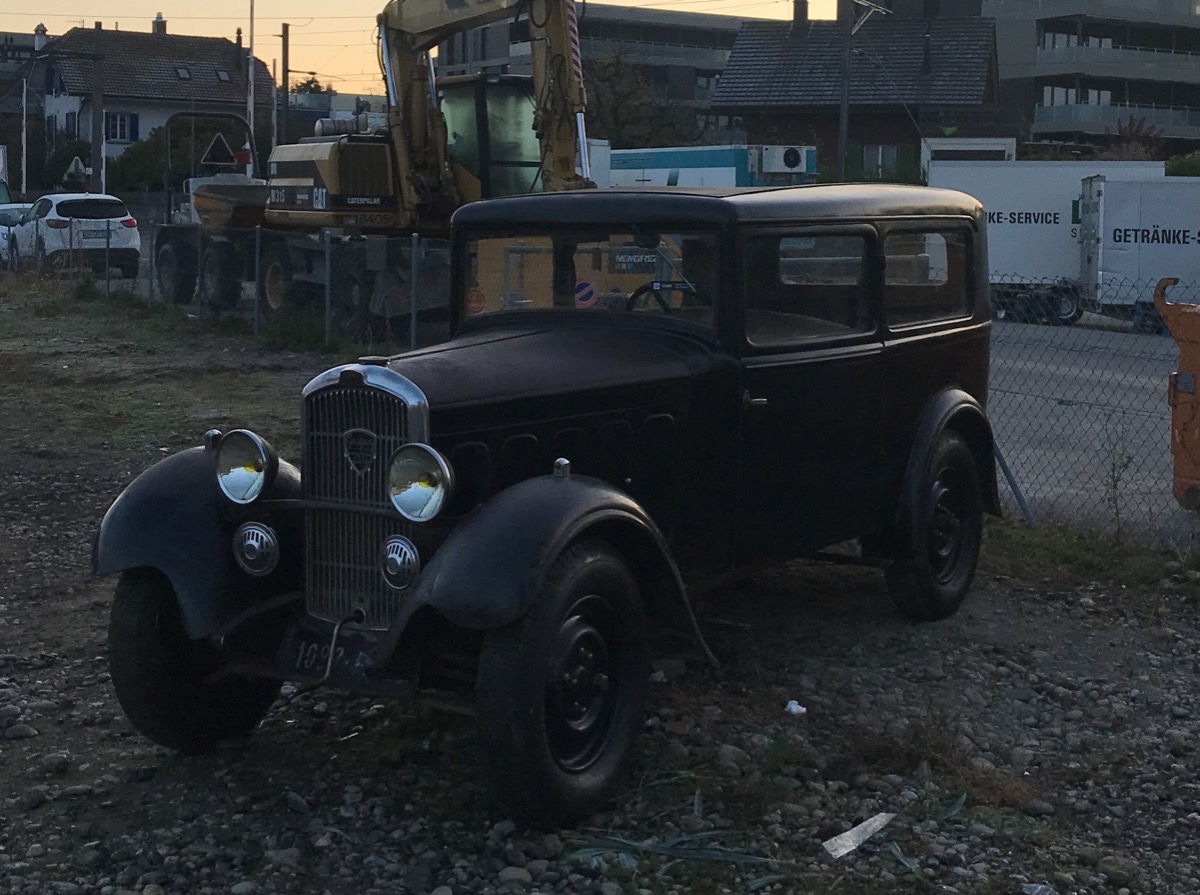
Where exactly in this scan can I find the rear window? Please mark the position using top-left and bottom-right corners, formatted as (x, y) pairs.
(55, 198), (129, 220)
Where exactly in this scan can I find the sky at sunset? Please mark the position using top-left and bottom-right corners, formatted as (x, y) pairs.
(6, 0), (836, 97)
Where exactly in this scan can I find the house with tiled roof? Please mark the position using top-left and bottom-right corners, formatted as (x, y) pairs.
(33, 17), (272, 160)
(711, 1), (1013, 181)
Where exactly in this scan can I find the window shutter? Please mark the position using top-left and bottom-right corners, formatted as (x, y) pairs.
(130, 114), (140, 142)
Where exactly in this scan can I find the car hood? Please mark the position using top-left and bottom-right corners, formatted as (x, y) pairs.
(387, 322), (725, 409)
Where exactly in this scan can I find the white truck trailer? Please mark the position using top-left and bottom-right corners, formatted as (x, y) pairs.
(1079, 175), (1200, 331)
(927, 160), (1164, 324)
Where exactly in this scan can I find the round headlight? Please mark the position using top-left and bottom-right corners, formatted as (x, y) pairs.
(216, 430), (277, 504)
(388, 443), (453, 521)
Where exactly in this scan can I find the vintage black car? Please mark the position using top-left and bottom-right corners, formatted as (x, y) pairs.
(94, 184), (998, 826)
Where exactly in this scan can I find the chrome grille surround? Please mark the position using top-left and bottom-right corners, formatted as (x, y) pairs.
(302, 364), (430, 629)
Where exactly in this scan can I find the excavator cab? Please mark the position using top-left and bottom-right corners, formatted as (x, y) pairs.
(440, 74), (544, 203)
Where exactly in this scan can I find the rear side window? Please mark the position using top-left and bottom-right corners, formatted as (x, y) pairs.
(743, 233), (873, 346)
(883, 230), (971, 327)
(55, 199), (129, 220)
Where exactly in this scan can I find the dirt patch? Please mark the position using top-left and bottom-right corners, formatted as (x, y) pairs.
(3, 280), (1200, 894)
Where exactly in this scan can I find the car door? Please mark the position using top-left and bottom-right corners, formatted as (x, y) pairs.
(14, 198), (51, 261)
(879, 222), (987, 474)
(734, 226), (886, 566)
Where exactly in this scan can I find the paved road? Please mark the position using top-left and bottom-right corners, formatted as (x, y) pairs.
(989, 315), (1199, 547)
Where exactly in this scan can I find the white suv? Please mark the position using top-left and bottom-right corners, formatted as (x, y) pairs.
(11, 193), (141, 277)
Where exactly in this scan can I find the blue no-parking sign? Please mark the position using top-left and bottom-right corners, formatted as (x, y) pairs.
(575, 278), (598, 308)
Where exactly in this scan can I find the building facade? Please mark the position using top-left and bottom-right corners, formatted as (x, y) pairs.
(984, 0), (1200, 146)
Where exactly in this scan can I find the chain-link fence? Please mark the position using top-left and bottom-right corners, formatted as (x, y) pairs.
(5, 228), (1198, 550)
(138, 224), (452, 352)
(2, 216), (153, 298)
(989, 273), (1198, 551)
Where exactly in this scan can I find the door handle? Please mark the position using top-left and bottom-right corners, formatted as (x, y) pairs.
(742, 390), (768, 409)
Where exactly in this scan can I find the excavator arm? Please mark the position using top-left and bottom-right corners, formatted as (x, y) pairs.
(377, 0), (591, 228)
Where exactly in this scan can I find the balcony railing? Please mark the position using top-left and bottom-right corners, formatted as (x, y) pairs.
(1033, 102), (1200, 136)
(1037, 44), (1200, 79)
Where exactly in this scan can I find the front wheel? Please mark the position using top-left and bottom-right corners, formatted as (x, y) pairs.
(108, 568), (280, 753)
(156, 242), (197, 304)
(258, 242), (295, 321)
(474, 540), (648, 827)
(887, 432), (983, 621)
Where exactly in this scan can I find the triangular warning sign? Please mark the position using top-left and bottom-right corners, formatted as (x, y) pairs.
(201, 133), (237, 167)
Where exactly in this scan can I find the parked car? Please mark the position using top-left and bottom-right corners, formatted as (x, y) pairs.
(94, 183), (998, 825)
(10, 192), (140, 277)
(0, 203), (32, 270)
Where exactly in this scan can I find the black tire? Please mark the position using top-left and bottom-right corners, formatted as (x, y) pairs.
(108, 568), (280, 753)
(156, 241), (197, 305)
(198, 243), (241, 310)
(258, 242), (295, 320)
(474, 540), (648, 827)
(333, 265), (375, 343)
(886, 432), (983, 621)
(1051, 286), (1084, 326)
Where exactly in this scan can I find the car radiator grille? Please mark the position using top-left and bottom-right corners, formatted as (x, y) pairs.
(304, 386), (411, 629)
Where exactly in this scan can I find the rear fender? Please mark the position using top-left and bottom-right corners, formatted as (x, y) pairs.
(93, 446), (302, 638)
(893, 389), (999, 549)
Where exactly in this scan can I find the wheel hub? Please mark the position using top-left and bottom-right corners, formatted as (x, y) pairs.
(546, 608), (615, 770)
(928, 479), (963, 578)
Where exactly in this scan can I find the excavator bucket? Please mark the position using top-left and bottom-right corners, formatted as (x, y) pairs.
(1156, 276), (1200, 510)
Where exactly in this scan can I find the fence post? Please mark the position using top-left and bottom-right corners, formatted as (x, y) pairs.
(105, 220), (111, 296)
(148, 222), (156, 303)
(254, 226), (262, 334)
(324, 229), (333, 348)
(410, 232), (419, 351)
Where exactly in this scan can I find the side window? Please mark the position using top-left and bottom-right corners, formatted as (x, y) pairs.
(743, 234), (872, 346)
(883, 230), (971, 327)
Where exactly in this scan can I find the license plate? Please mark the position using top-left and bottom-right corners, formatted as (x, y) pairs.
(291, 635), (361, 674)
(81, 230), (107, 240)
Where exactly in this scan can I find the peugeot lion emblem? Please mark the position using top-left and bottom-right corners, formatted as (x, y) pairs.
(343, 429), (378, 475)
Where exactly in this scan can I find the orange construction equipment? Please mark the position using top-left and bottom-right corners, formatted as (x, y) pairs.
(1156, 276), (1200, 510)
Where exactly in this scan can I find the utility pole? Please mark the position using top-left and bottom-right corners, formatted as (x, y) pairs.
(90, 22), (103, 193)
(836, 0), (851, 182)
(246, 0), (256, 176)
(281, 23), (290, 145)
(21, 78), (27, 197)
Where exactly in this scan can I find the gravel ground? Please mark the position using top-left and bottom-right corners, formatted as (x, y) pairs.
(4, 281), (1200, 895)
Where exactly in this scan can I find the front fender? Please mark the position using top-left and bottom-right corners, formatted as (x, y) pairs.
(894, 388), (1000, 539)
(93, 446), (302, 638)
(412, 473), (677, 631)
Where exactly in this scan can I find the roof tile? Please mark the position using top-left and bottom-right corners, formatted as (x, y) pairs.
(45, 27), (273, 105)
(712, 17), (995, 110)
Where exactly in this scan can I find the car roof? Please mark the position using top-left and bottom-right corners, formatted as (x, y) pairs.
(452, 183), (985, 228)
(36, 192), (126, 205)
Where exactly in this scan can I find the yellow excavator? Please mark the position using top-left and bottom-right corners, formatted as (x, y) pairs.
(156, 0), (592, 336)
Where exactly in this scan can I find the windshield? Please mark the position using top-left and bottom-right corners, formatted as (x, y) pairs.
(461, 228), (719, 328)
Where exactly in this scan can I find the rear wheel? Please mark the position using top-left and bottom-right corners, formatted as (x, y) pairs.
(474, 540), (648, 827)
(156, 241), (197, 304)
(108, 568), (280, 753)
(198, 243), (241, 310)
(887, 432), (983, 621)
(333, 266), (375, 343)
